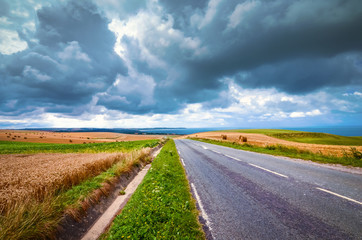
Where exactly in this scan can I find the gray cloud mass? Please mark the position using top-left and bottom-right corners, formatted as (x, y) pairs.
(0, 0), (361, 125)
(1, 1), (126, 115)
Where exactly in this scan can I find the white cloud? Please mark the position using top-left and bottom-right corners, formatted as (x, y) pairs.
(290, 112), (305, 118)
(0, 29), (28, 55)
(306, 109), (322, 116)
(343, 91), (362, 97)
(290, 109), (322, 118)
(58, 41), (91, 62)
(198, 0), (223, 29)
(210, 81), (331, 123)
(0, 17), (11, 25)
(281, 96), (294, 102)
(22, 21), (36, 33)
(109, 13), (168, 68)
(109, 4), (203, 66)
(23, 66), (52, 81)
(228, 1), (258, 29)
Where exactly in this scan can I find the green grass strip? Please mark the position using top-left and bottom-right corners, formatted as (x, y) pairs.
(106, 140), (205, 240)
(0, 140), (159, 154)
(215, 129), (362, 146)
(191, 138), (362, 168)
(55, 164), (119, 210)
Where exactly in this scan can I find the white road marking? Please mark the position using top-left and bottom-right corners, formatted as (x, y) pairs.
(202, 146), (208, 150)
(181, 158), (186, 167)
(248, 163), (289, 178)
(211, 150), (221, 154)
(191, 183), (214, 238)
(225, 154), (241, 161)
(316, 187), (362, 205)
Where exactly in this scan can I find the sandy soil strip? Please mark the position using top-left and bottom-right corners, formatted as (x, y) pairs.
(81, 147), (163, 240)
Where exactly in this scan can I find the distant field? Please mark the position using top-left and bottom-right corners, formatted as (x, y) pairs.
(0, 139), (159, 154)
(0, 130), (163, 144)
(218, 129), (362, 146)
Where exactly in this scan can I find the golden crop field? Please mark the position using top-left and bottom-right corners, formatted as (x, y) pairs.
(189, 132), (362, 157)
(0, 152), (127, 214)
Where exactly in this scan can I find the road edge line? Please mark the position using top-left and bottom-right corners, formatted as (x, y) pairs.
(191, 183), (214, 238)
(181, 158), (186, 167)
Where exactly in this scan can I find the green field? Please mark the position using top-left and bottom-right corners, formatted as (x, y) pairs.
(0, 140), (159, 154)
(217, 129), (362, 146)
(105, 140), (204, 240)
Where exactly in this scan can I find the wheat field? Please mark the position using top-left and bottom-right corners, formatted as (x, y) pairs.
(0, 152), (127, 214)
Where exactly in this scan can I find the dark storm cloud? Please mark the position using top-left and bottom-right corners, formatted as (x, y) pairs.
(234, 54), (362, 93)
(0, 0), (126, 116)
(98, 0), (362, 113)
(168, 0), (362, 96)
(1, 0), (362, 119)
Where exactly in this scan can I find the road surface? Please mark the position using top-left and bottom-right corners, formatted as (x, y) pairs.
(175, 139), (362, 240)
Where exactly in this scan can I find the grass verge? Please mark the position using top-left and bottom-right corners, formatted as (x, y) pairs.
(0, 149), (152, 240)
(105, 140), (205, 240)
(216, 129), (362, 146)
(0, 139), (159, 154)
(191, 138), (362, 168)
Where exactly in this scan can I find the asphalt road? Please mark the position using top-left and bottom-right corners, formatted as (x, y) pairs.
(175, 139), (362, 240)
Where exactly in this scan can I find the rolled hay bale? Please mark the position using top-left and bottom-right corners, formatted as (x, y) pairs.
(239, 135), (248, 142)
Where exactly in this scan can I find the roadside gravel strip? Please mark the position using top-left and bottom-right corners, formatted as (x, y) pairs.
(81, 147), (163, 240)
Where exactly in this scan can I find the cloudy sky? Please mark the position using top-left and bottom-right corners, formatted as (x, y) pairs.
(0, 0), (361, 129)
